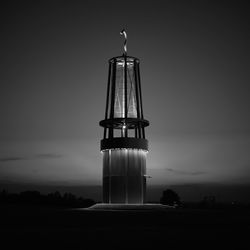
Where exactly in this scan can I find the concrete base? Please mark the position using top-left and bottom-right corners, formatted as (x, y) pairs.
(86, 203), (175, 211)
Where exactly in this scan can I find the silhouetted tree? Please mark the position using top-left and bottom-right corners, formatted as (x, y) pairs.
(0, 189), (95, 208)
(160, 189), (180, 206)
(20, 191), (41, 204)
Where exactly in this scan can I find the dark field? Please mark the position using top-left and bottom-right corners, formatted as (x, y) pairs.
(1, 205), (250, 249)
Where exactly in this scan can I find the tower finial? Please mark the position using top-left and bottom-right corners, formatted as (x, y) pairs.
(120, 29), (127, 56)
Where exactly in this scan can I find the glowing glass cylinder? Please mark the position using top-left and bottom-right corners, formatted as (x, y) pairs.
(103, 148), (147, 204)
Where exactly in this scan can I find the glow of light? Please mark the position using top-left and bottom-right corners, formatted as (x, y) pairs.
(101, 148), (148, 153)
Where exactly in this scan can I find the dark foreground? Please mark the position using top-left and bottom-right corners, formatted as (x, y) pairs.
(1, 205), (250, 249)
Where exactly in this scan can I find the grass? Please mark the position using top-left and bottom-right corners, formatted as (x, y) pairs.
(1, 204), (250, 249)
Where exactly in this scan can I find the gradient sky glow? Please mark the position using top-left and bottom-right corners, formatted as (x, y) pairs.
(1, 1), (250, 201)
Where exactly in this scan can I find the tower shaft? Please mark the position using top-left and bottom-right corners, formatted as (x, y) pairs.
(100, 55), (149, 204)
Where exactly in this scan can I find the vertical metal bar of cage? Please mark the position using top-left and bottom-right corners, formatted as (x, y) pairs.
(134, 60), (141, 118)
(138, 63), (145, 138)
(124, 56), (128, 137)
(134, 59), (142, 138)
(109, 59), (116, 138)
(138, 63), (144, 119)
(104, 63), (111, 139)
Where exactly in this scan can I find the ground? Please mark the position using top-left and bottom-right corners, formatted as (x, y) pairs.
(1, 204), (250, 249)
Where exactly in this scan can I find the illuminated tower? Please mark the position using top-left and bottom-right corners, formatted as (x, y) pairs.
(100, 30), (149, 204)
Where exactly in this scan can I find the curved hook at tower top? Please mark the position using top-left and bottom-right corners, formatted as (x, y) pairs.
(120, 29), (127, 56)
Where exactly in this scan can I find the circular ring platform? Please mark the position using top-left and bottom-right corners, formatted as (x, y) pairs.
(101, 138), (148, 151)
(99, 118), (149, 129)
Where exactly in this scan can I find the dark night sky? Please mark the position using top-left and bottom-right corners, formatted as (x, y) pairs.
(1, 0), (250, 201)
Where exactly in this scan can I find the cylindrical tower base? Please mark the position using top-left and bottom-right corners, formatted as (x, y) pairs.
(102, 148), (147, 204)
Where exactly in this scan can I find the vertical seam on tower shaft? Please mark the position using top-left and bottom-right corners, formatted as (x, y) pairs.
(109, 149), (111, 203)
(125, 149), (128, 204)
